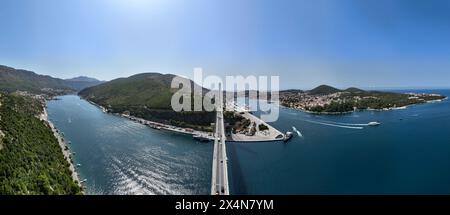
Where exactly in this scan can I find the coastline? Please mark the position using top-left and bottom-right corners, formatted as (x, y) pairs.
(80, 97), (216, 140)
(39, 106), (84, 192)
(281, 97), (448, 115)
(81, 97), (286, 143)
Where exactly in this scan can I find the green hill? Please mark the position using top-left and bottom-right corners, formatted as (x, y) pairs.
(79, 73), (181, 109)
(79, 73), (215, 131)
(308, 85), (341, 95)
(0, 65), (73, 95)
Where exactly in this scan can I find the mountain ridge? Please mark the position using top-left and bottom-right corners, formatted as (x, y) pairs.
(0, 65), (105, 93)
(64, 76), (105, 91)
(0, 65), (72, 95)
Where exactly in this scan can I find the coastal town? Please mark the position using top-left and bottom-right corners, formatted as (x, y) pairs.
(279, 86), (447, 114)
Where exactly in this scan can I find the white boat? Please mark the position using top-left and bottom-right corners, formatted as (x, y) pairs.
(76, 164), (82, 167)
(368, 121), (381, 126)
(284, 132), (293, 142)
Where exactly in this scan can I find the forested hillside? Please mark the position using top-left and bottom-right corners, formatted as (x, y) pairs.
(0, 94), (81, 194)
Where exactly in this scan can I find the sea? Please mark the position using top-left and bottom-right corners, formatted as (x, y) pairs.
(47, 89), (450, 194)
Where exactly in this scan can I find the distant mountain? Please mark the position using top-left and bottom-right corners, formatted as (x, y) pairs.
(65, 76), (101, 82)
(64, 76), (105, 91)
(280, 89), (304, 94)
(308, 85), (341, 95)
(344, 87), (365, 93)
(79, 73), (215, 131)
(0, 65), (72, 95)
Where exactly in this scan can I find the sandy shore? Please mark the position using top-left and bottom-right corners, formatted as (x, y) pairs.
(40, 108), (83, 190)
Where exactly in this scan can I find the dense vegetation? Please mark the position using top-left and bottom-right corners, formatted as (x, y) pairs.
(124, 106), (216, 132)
(0, 94), (81, 195)
(79, 73), (178, 109)
(0, 65), (104, 94)
(308, 101), (355, 113)
(79, 73), (217, 131)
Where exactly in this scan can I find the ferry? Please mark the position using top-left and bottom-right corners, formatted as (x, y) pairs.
(368, 121), (381, 126)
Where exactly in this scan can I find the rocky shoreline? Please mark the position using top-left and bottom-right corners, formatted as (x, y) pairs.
(40, 107), (84, 193)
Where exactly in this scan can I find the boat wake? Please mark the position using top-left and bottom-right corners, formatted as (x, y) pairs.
(316, 120), (371, 127)
(292, 126), (303, 137)
(302, 119), (364, 130)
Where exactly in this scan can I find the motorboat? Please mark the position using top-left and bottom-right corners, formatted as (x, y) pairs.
(283, 132), (293, 142)
(368, 121), (381, 126)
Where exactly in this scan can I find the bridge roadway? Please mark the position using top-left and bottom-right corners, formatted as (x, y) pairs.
(211, 86), (229, 195)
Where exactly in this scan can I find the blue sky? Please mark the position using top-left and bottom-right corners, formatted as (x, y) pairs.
(0, 0), (449, 89)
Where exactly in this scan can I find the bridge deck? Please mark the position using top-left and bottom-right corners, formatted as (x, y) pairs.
(211, 86), (229, 195)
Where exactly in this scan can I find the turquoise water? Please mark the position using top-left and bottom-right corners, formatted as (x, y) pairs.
(48, 90), (450, 195)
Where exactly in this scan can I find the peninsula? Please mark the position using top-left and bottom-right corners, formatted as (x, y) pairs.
(279, 85), (447, 114)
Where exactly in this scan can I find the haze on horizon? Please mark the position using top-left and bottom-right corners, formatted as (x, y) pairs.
(1, 0), (450, 90)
